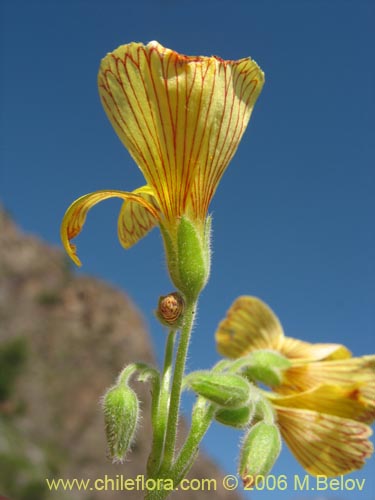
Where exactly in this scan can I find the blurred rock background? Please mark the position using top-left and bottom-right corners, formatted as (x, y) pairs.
(0, 208), (241, 500)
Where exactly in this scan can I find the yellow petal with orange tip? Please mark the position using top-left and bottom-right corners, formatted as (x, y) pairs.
(268, 383), (375, 424)
(98, 41), (264, 223)
(275, 405), (373, 476)
(215, 296), (284, 359)
(117, 185), (160, 249)
(60, 190), (159, 266)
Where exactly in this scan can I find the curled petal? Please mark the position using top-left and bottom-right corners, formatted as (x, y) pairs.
(98, 41), (264, 222)
(275, 405), (373, 476)
(268, 384), (375, 423)
(118, 185), (160, 248)
(60, 190), (159, 266)
(281, 336), (351, 361)
(215, 296), (284, 358)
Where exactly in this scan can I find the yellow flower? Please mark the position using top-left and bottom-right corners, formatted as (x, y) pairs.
(216, 295), (351, 362)
(215, 296), (374, 397)
(215, 296), (375, 475)
(269, 390), (373, 476)
(61, 42), (264, 296)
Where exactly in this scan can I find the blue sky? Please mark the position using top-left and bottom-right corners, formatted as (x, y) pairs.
(1, 0), (374, 499)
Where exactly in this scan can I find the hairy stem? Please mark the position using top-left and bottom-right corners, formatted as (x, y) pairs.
(144, 398), (215, 500)
(171, 397), (215, 484)
(161, 299), (197, 472)
(147, 329), (176, 476)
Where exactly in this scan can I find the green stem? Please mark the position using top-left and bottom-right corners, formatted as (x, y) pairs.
(171, 398), (215, 484)
(147, 329), (176, 476)
(118, 362), (159, 386)
(145, 398), (215, 500)
(161, 299), (196, 472)
(256, 397), (276, 425)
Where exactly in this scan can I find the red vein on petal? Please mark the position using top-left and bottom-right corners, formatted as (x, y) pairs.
(277, 408), (372, 474)
(190, 61), (217, 218)
(203, 64), (234, 214)
(146, 47), (173, 220)
(99, 57), (160, 195)
(117, 51), (163, 201)
(161, 52), (177, 215)
(205, 64), (261, 215)
(185, 63), (205, 216)
(132, 48), (168, 212)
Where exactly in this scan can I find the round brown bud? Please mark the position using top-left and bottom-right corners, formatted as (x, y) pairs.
(157, 292), (185, 326)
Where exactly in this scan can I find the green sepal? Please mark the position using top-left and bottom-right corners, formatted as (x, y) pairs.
(160, 223), (177, 276)
(186, 371), (251, 408)
(215, 405), (254, 428)
(204, 215), (212, 271)
(239, 421), (281, 487)
(241, 350), (291, 387)
(102, 383), (139, 463)
(176, 217), (209, 300)
(161, 216), (211, 301)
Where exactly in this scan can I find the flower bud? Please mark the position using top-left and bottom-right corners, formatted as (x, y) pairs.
(239, 421), (281, 488)
(243, 350), (291, 387)
(215, 404), (254, 428)
(156, 292), (185, 327)
(186, 371), (251, 408)
(102, 383), (139, 463)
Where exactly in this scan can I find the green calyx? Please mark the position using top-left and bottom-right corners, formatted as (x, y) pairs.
(239, 421), (281, 487)
(186, 371), (251, 408)
(236, 350), (291, 387)
(161, 216), (211, 301)
(102, 382), (139, 463)
(215, 405), (254, 428)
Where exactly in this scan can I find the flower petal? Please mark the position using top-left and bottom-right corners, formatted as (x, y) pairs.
(280, 355), (375, 400)
(215, 296), (284, 358)
(98, 41), (264, 223)
(61, 190), (159, 266)
(275, 406), (373, 476)
(281, 336), (351, 361)
(268, 383), (375, 423)
(118, 185), (160, 248)
(188, 55), (264, 219)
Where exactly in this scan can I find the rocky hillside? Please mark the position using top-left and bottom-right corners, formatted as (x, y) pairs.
(0, 208), (241, 500)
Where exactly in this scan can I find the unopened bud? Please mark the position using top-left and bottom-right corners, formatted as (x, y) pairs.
(186, 371), (251, 408)
(239, 422), (281, 488)
(243, 350), (291, 387)
(157, 292), (184, 327)
(102, 383), (139, 463)
(215, 404), (254, 428)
